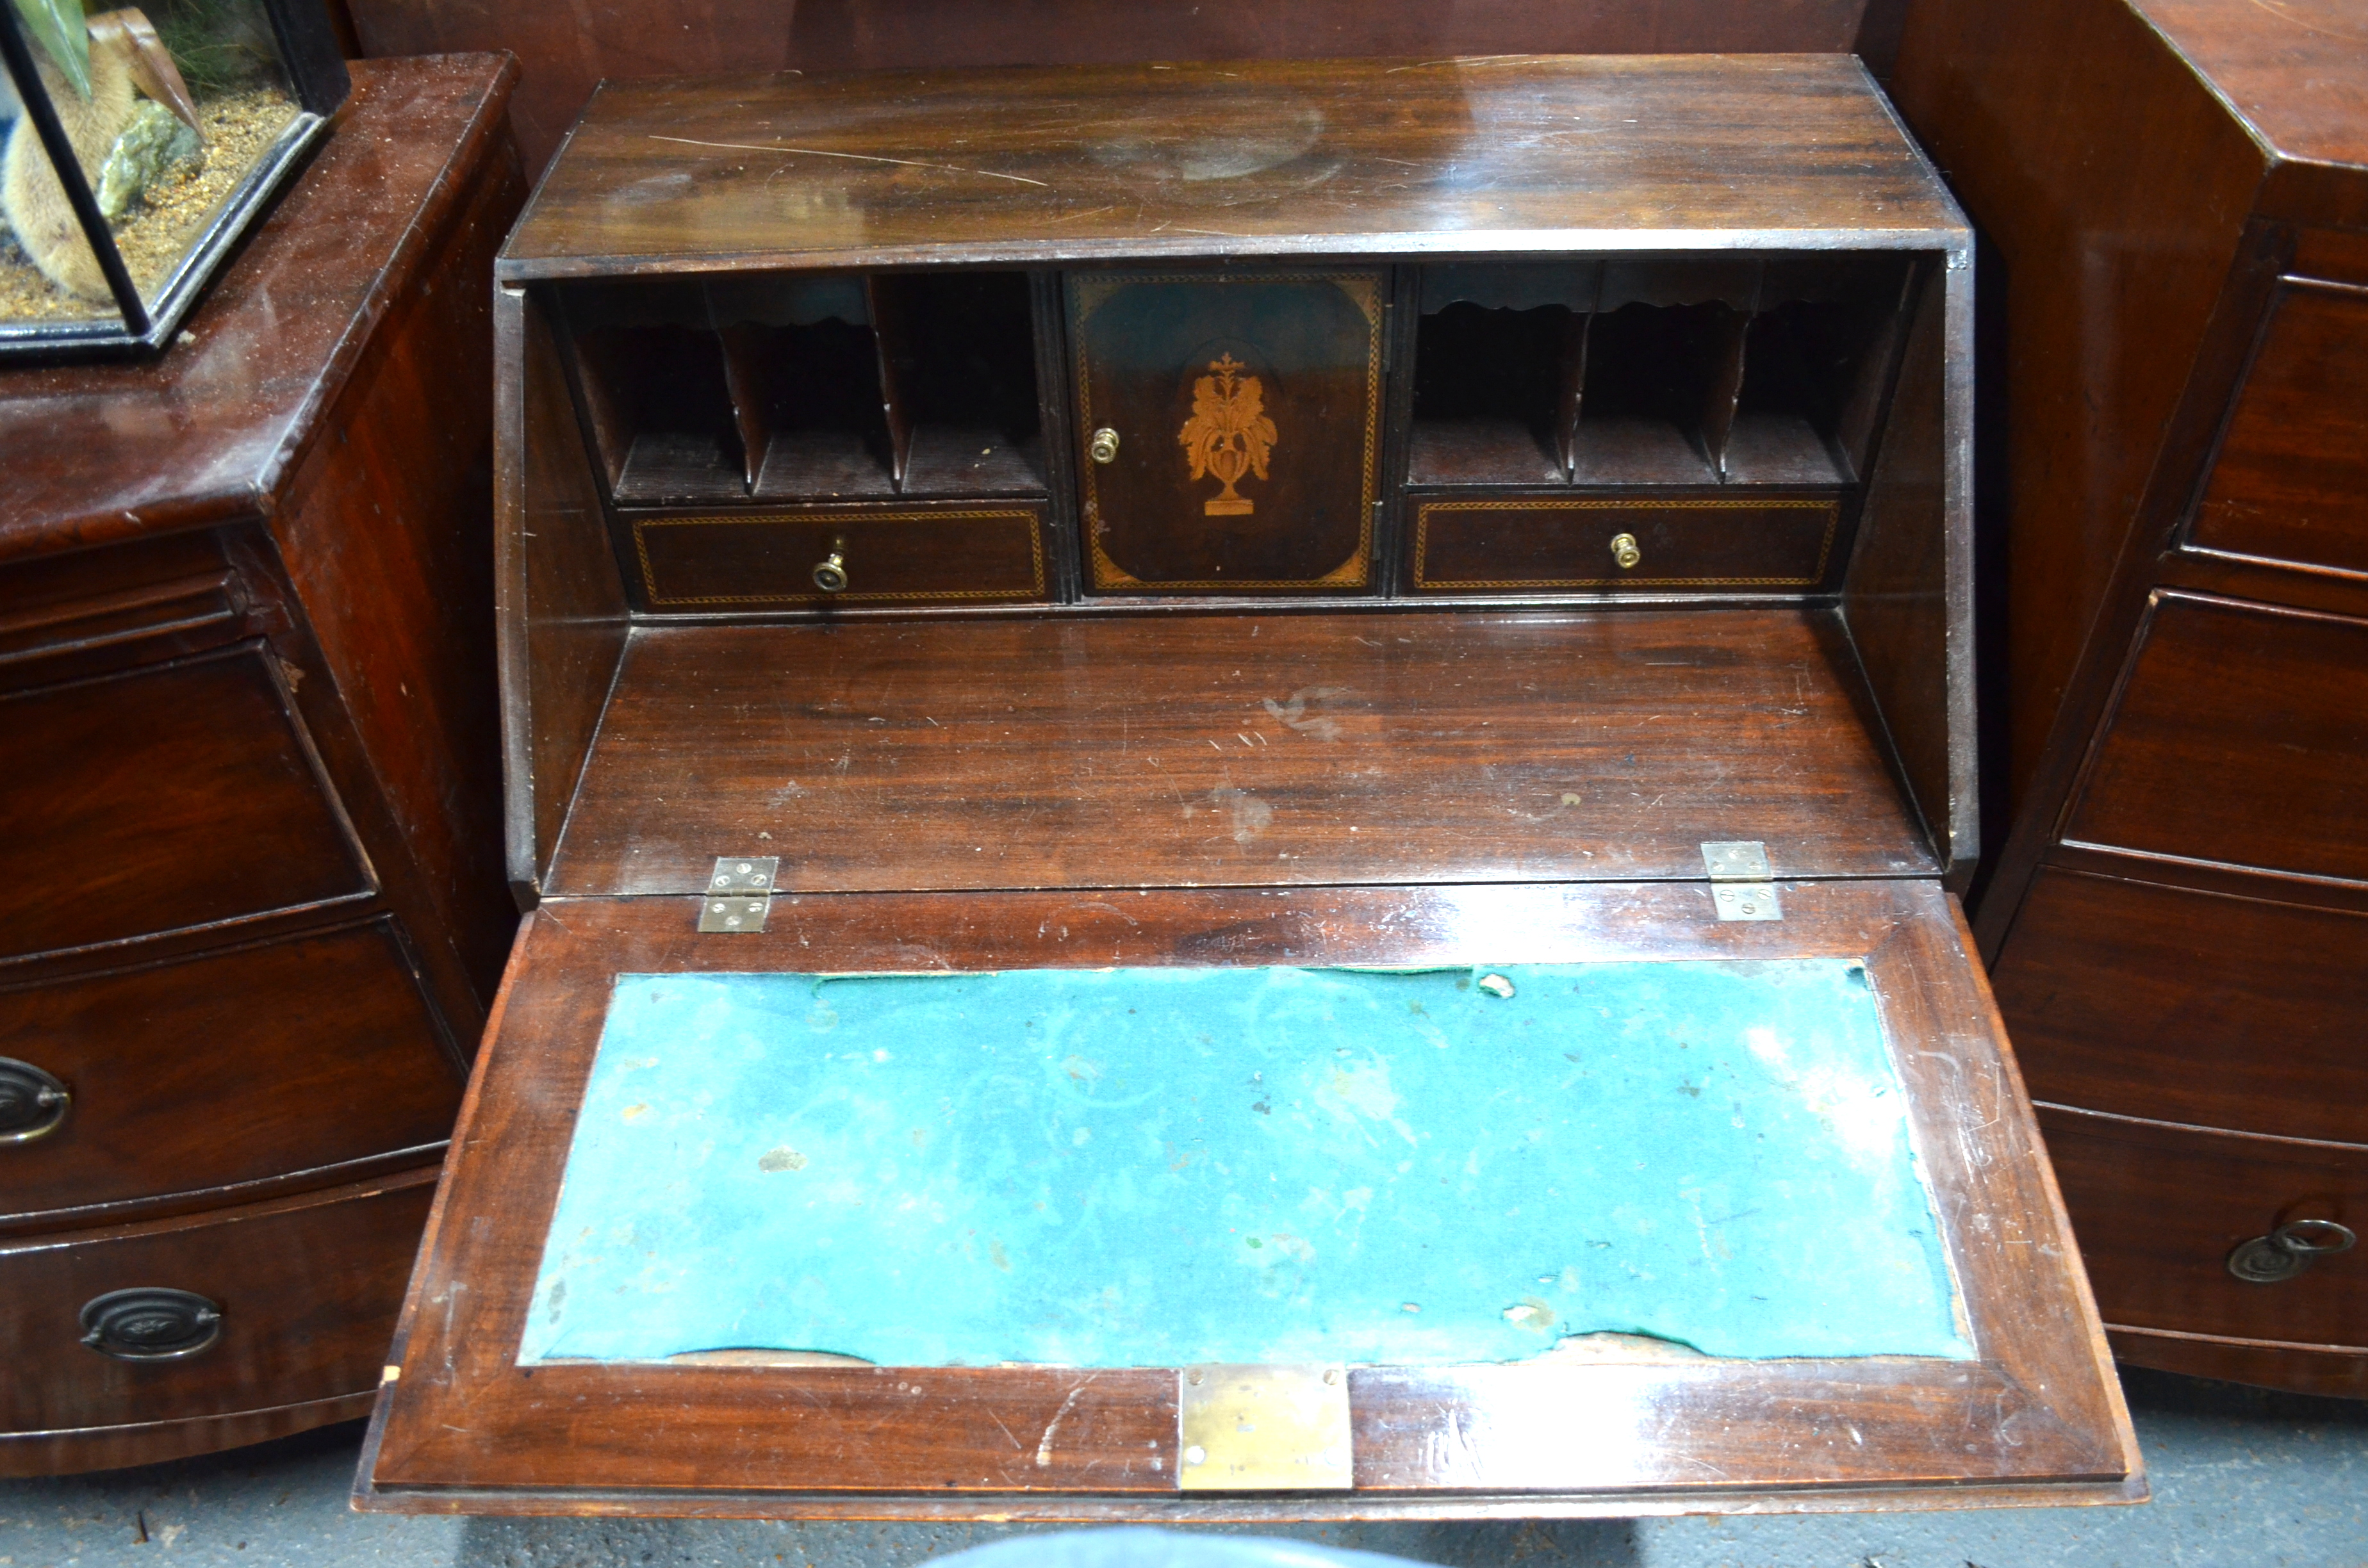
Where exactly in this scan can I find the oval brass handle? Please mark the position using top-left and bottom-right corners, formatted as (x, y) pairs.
(79, 1287), (223, 1360)
(0, 1058), (69, 1145)
(1610, 532), (1642, 571)
(811, 535), (848, 594)
(2227, 1219), (2357, 1284)
(1089, 427), (1121, 465)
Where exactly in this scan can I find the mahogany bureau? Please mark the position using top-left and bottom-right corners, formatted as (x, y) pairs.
(1896, 0), (2368, 1397)
(0, 56), (524, 1474)
(360, 55), (2144, 1518)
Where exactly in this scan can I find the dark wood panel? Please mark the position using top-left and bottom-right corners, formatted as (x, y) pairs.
(2186, 279), (2368, 580)
(362, 881), (2133, 1513)
(498, 58), (1961, 280)
(2039, 1107), (2367, 1353)
(0, 1170), (436, 1446)
(630, 505), (1048, 609)
(1409, 494), (1842, 594)
(1074, 274), (1381, 592)
(543, 610), (1938, 897)
(347, 1), (1891, 183)
(270, 127), (527, 1004)
(2127, 0), (2368, 203)
(0, 921), (462, 1230)
(0, 534), (242, 694)
(0, 58), (523, 568)
(2108, 1326), (2368, 1400)
(1891, 0), (2268, 815)
(2064, 593), (2368, 885)
(1839, 265), (1968, 883)
(0, 1391), (375, 1478)
(498, 287), (631, 902)
(0, 646), (371, 963)
(1994, 869), (2368, 1144)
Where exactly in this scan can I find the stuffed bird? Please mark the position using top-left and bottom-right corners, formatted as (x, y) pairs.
(3, 8), (202, 301)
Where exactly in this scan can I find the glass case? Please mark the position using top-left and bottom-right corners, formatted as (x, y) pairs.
(0, 0), (345, 355)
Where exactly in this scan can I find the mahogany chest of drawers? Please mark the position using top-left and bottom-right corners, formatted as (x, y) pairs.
(1897, 0), (2368, 1398)
(358, 54), (2142, 1518)
(0, 56), (523, 1474)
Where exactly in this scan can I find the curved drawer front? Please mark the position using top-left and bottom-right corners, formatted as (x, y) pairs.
(0, 1170), (436, 1438)
(1996, 869), (2368, 1144)
(0, 921), (463, 1227)
(2039, 1107), (2365, 1350)
(1410, 494), (1842, 594)
(2187, 277), (2368, 580)
(0, 646), (372, 962)
(2064, 592), (2368, 885)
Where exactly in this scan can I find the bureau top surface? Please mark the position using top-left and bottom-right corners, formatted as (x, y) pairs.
(502, 54), (1965, 277)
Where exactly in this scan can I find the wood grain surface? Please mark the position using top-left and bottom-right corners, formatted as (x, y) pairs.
(346, 0), (1906, 179)
(2062, 592), (2368, 885)
(1994, 869), (2368, 1145)
(498, 56), (1962, 280)
(361, 881), (2135, 1514)
(542, 610), (1938, 899)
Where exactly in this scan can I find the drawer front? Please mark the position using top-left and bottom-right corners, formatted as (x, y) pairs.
(2039, 1107), (2366, 1350)
(1410, 494), (1842, 593)
(629, 504), (1048, 608)
(2187, 278), (2368, 578)
(0, 920), (463, 1226)
(0, 534), (243, 696)
(0, 1170), (436, 1436)
(1994, 869), (2368, 1143)
(1071, 272), (1385, 593)
(2064, 592), (2368, 884)
(0, 646), (373, 962)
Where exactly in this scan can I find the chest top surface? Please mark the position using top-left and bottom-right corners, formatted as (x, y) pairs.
(501, 54), (1964, 277)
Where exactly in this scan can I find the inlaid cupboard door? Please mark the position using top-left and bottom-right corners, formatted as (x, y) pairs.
(1069, 272), (1384, 592)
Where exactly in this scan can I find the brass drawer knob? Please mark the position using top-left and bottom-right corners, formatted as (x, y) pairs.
(0, 1058), (69, 1145)
(79, 1287), (223, 1360)
(1089, 427), (1121, 465)
(1610, 532), (1642, 571)
(811, 535), (849, 594)
(2227, 1218), (2356, 1284)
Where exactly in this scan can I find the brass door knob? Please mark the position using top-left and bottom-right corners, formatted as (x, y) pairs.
(811, 536), (848, 594)
(1610, 532), (1642, 571)
(1089, 427), (1121, 464)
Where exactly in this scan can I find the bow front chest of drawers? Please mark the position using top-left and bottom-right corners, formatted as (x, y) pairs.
(0, 56), (523, 1476)
(359, 55), (2145, 1518)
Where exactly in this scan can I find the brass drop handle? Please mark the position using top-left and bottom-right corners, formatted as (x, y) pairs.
(811, 535), (848, 594)
(1610, 532), (1642, 571)
(2227, 1218), (2356, 1284)
(79, 1287), (223, 1360)
(0, 1058), (69, 1145)
(1089, 427), (1121, 465)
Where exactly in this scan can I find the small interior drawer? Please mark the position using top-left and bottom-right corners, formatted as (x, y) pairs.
(1994, 869), (2368, 1143)
(2039, 1106), (2366, 1352)
(0, 1169), (436, 1443)
(0, 920), (463, 1230)
(626, 504), (1048, 609)
(1408, 494), (1843, 594)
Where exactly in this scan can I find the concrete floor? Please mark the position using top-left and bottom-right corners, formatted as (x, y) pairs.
(3, 1368), (2361, 1568)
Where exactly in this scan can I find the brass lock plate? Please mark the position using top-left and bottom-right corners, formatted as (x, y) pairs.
(1177, 1364), (1353, 1491)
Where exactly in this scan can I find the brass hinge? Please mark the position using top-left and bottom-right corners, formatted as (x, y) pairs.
(1702, 840), (1781, 922)
(698, 856), (778, 933)
(1177, 1364), (1353, 1492)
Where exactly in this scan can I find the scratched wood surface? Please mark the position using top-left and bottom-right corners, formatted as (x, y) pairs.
(358, 880), (2137, 1514)
(541, 609), (1939, 898)
(497, 56), (1963, 279)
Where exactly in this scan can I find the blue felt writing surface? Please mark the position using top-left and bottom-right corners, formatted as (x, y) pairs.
(522, 962), (1971, 1367)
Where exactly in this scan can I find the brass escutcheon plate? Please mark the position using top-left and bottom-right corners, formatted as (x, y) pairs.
(1177, 1363), (1353, 1491)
